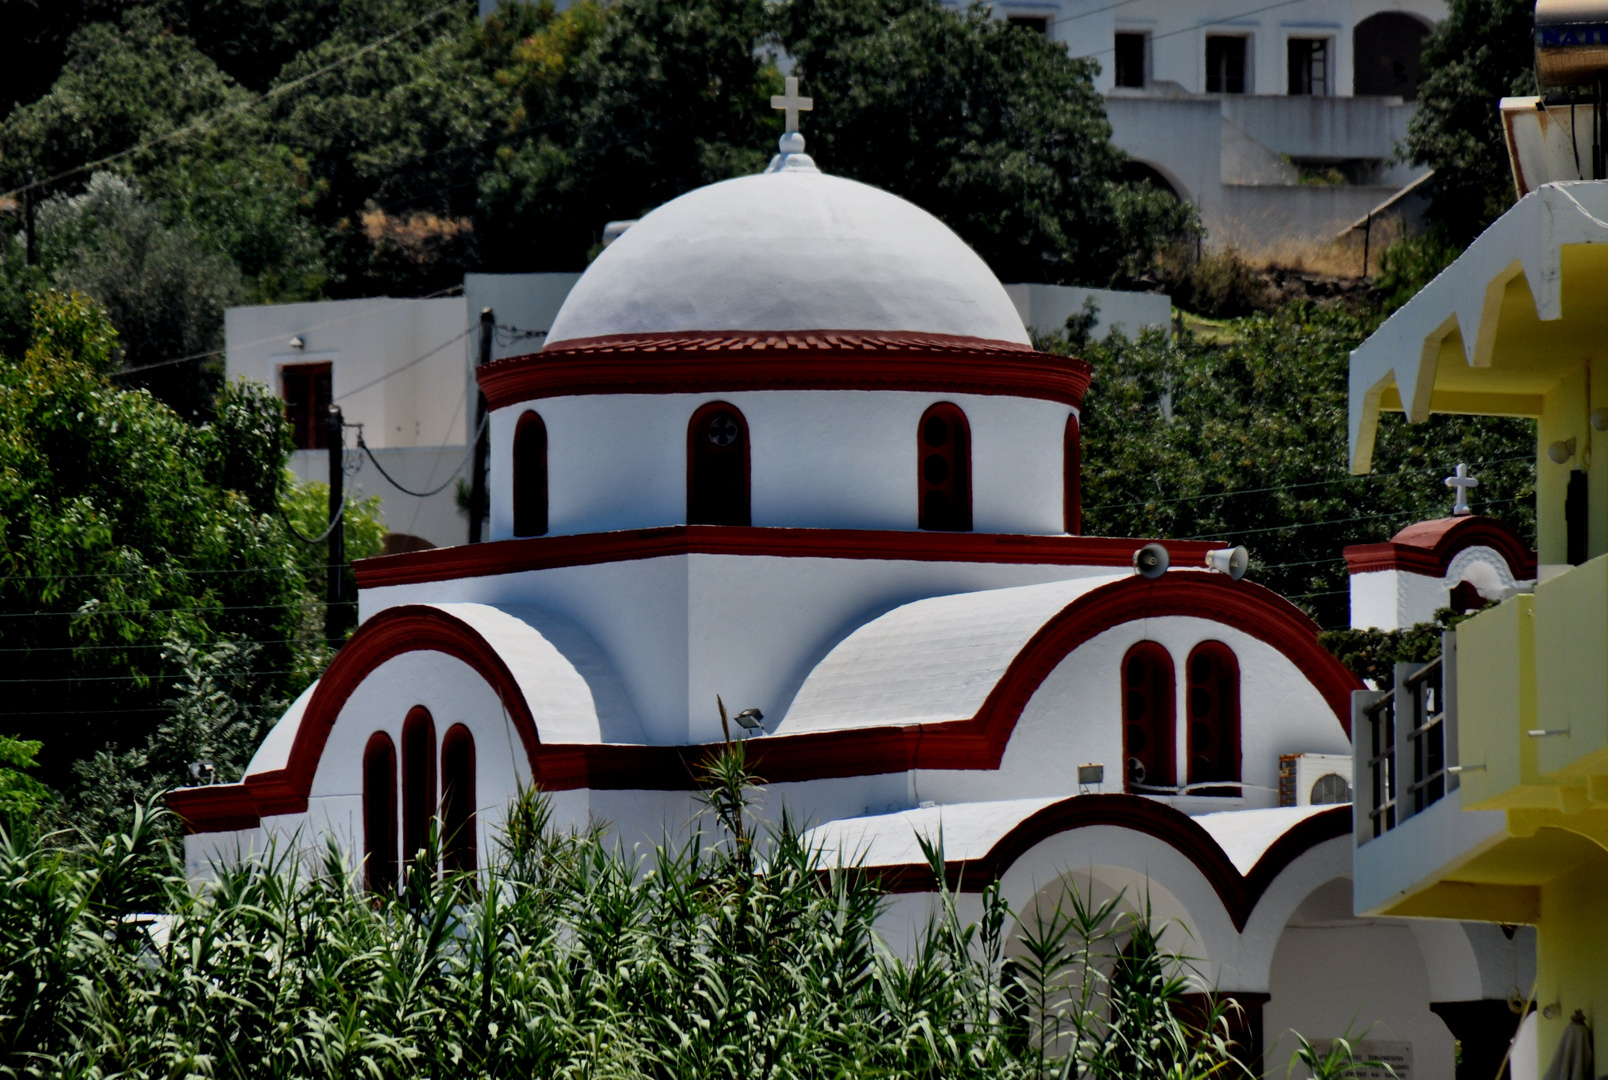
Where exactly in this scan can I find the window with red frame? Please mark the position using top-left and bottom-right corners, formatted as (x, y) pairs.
(1064, 414), (1082, 535)
(1122, 641), (1176, 792)
(513, 411), (548, 536)
(401, 707), (436, 872)
(1186, 642), (1241, 795)
(918, 403), (972, 531)
(687, 402), (751, 525)
(362, 732), (398, 894)
(440, 724), (477, 874)
(281, 362), (331, 450)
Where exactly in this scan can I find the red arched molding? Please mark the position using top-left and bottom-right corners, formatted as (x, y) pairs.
(1186, 642), (1241, 796)
(362, 732), (398, 894)
(401, 707), (436, 870)
(1122, 642), (1176, 793)
(1343, 516), (1536, 580)
(513, 411), (548, 537)
(687, 402), (750, 526)
(1064, 414), (1082, 536)
(440, 723), (477, 874)
(918, 403), (971, 532)
(170, 577), (1362, 833)
(477, 331), (1093, 411)
(856, 794), (1351, 931)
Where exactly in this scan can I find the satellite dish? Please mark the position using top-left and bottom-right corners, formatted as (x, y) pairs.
(1204, 546), (1249, 580)
(1132, 543), (1169, 579)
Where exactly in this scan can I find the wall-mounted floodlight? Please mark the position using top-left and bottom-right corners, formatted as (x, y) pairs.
(289, 335), (305, 350)
(188, 760), (216, 785)
(1547, 437), (1577, 464)
(1132, 543), (1169, 579)
(734, 708), (765, 732)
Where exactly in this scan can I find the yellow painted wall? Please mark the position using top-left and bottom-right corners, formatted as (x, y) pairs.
(1535, 356), (1608, 566)
(1533, 847), (1608, 1078)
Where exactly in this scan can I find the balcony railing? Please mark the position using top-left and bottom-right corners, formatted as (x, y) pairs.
(1354, 631), (1459, 844)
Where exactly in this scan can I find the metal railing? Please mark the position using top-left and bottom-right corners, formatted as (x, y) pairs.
(1354, 631), (1459, 845)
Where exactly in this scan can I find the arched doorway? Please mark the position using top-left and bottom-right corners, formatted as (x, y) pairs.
(1120, 160), (1183, 202)
(1353, 13), (1430, 98)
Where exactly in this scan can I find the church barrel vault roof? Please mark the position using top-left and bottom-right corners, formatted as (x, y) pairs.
(169, 575), (1362, 835)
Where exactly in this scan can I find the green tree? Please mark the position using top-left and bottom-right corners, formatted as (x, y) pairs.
(1071, 304), (1536, 628)
(1405, 0), (1538, 242)
(777, 0), (1195, 285)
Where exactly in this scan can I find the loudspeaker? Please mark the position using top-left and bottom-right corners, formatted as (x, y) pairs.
(1205, 546), (1249, 580)
(1132, 543), (1169, 579)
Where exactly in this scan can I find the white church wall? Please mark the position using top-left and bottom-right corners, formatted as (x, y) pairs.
(1265, 879), (1456, 1080)
(918, 616), (1352, 809)
(361, 555), (1122, 745)
(485, 390), (1073, 540)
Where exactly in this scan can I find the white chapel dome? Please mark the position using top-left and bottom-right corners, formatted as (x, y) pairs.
(544, 169), (1031, 348)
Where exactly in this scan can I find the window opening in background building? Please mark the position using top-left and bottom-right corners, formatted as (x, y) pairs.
(440, 724), (477, 874)
(1186, 642), (1241, 795)
(1007, 15), (1050, 35)
(363, 732), (398, 894)
(917, 403), (972, 531)
(513, 410), (548, 537)
(1287, 37), (1330, 95)
(1353, 12), (1428, 97)
(1114, 32), (1147, 87)
(688, 402), (751, 526)
(1206, 35), (1248, 93)
(401, 707), (436, 874)
(1122, 641), (1176, 792)
(282, 362), (332, 450)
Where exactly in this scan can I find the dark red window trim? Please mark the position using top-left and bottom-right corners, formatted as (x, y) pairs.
(362, 732), (398, 894)
(401, 707), (436, 872)
(513, 411), (549, 537)
(1186, 641), (1241, 795)
(1064, 414), (1082, 536)
(687, 401), (751, 526)
(917, 402), (971, 532)
(440, 724), (477, 874)
(282, 362), (332, 451)
(1122, 641), (1176, 793)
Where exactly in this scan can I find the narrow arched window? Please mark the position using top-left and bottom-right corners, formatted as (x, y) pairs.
(688, 401), (750, 525)
(1122, 641), (1175, 793)
(1064, 413), (1082, 535)
(362, 732), (398, 894)
(1187, 642), (1241, 796)
(918, 403), (971, 531)
(401, 706), (436, 871)
(440, 724), (477, 875)
(513, 411), (548, 537)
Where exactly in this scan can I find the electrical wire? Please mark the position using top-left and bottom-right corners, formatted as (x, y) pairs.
(355, 415), (483, 499)
(280, 501), (345, 545)
(0, 0), (471, 203)
(331, 326), (473, 403)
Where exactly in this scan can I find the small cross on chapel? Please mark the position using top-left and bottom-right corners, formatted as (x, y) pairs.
(1445, 462), (1478, 516)
(771, 76), (813, 133)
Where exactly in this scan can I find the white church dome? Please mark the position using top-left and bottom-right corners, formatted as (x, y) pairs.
(544, 168), (1031, 348)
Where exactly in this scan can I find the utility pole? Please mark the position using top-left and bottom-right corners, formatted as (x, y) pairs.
(468, 307), (493, 544)
(326, 404), (347, 641)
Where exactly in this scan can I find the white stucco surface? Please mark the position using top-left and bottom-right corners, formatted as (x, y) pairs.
(779, 576), (1123, 732)
(544, 171), (1030, 346)
(802, 798), (1063, 868)
(1192, 805), (1334, 874)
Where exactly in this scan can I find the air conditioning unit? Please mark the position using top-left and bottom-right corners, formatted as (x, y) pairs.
(1278, 753), (1354, 807)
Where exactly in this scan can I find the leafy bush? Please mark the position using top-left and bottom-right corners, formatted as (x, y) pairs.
(0, 747), (1251, 1080)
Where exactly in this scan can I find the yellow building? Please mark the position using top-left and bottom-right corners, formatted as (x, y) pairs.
(1349, 175), (1608, 1079)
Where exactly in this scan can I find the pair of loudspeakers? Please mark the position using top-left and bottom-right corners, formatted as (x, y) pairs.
(1131, 543), (1248, 580)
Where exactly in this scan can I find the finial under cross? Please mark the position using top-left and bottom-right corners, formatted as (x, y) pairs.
(771, 76), (813, 134)
(1445, 462), (1479, 517)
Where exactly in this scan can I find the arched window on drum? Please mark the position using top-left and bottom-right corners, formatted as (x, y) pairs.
(1186, 642), (1241, 796)
(440, 724), (477, 874)
(687, 402), (751, 525)
(362, 732), (398, 894)
(1063, 413), (1082, 535)
(1121, 641), (1175, 793)
(401, 706), (437, 873)
(513, 410), (548, 537)
(917, 403), (971, 531)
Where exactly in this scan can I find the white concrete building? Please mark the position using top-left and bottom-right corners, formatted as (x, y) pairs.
(185, 130), (1526, 1077)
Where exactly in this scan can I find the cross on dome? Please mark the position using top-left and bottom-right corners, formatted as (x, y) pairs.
(1445, 462), (1478, 517)
(771, 76), (813, 133)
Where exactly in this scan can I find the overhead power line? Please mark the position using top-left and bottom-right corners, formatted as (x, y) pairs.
(0, 0), (470, 204)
